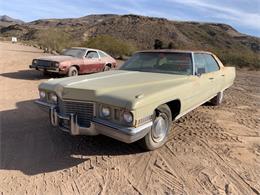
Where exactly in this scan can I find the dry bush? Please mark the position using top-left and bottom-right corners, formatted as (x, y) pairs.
(38, 28), (72, 53)
(82, 35), (136, 58)
(213, 49), (260, 70)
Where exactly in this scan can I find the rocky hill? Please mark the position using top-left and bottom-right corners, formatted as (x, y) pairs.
(0, 15), (24, 27)
(0, 14), (259, 68)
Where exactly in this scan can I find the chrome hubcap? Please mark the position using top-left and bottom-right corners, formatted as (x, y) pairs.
(72, 70), (77, 76)
(152, 114), (168, 143)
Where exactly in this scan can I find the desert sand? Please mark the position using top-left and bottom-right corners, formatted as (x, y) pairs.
(0, 42), (259, 195)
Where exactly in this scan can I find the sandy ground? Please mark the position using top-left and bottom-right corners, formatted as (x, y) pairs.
(0, 42), (259, 195)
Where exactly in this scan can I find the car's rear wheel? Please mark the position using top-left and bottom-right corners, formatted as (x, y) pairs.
(67, 66), (78, 77)
(211, 91), (224, 106)
(140, 104), (172, 150)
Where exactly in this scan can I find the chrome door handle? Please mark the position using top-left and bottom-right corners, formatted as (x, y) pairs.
(221, 74), (225, 77)
(209, 77), (214, 80)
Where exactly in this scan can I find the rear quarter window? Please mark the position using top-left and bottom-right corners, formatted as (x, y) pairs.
(98, 51), (109, 58)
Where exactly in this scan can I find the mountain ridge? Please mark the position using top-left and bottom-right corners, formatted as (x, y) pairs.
(0, 15), (24, 26)
(0, 14), (259, 68)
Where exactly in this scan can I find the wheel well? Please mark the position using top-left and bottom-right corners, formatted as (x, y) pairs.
(71, 65), (80, 71)
(105, 63), (112, 68)
(165, 99), (181, 120)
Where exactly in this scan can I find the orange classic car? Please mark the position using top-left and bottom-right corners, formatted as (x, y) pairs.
(29, 47), (117, 76)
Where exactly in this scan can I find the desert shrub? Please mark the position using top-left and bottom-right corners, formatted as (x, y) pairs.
(154, 39), (163, 49)
(37, 28), (73, 53)
(213, 49), (260, 70)
(167, 42), (174, 49)
(82, 35), (136, 58)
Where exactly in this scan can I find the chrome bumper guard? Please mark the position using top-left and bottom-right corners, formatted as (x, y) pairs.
(36, 100), (152, 143)
(29, 65), (59, 72)
(49, 107), (98, 136)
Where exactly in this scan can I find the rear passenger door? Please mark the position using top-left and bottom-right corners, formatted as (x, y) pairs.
(203, 54), (223, 95)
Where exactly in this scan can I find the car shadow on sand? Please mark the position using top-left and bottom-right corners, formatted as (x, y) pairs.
(0, 69), (102, 81)
(0, 100), (144, 175)
(0, 70), (61, 80)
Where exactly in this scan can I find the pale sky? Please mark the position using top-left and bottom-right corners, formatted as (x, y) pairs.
(1, 0), (259, 36)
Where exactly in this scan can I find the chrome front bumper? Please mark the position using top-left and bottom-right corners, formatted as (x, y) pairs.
(29, 65), (60, 73)
(36, 100), (152, 143)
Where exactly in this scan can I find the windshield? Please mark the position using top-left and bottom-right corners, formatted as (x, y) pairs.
(61, 48), (86, 58)
(120, 52), (193, 75)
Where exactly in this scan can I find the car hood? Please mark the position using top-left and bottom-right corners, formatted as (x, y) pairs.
(36, 55), (78, 62)
(39, 70), (193, 109)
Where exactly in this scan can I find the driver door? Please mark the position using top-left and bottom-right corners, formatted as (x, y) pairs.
(82, 50), (103, 73)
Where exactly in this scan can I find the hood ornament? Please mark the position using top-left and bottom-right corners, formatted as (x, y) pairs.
(135, 94), (144, 99)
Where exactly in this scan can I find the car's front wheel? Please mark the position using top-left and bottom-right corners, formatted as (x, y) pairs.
(140, 104), (172, 150)
(103, 65), (111, 71)
(67, 66), (78, 77)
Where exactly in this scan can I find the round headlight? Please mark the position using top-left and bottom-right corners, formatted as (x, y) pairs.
(33, 59), (38, 64)
(101, 107), (110, 117)
(54, 62), (59, 67)
(39, 91), (46, 99)
(49, 93), (58, 103)
(123, 111), (133, 123)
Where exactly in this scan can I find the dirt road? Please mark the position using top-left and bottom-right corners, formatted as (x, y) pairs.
(0, 42), (259, 195)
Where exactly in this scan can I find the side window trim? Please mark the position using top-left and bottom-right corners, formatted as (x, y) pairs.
(85, 50), (89, 58)
(194, 53), (206, 75)
(85, 50), (100, 59)
(192, 52), (195, 75)
(96, 50), (101, 59)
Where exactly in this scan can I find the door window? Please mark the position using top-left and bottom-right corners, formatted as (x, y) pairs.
(194, 53), (220, 74)
(203, 54), (220, 73)
(86, 51), (99, 59)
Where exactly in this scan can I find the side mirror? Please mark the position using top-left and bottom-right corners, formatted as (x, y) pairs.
(196, 67), (206, 76)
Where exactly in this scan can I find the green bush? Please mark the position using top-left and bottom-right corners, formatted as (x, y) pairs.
(82, 35), (136, 58)
(37, 28), (73, 53)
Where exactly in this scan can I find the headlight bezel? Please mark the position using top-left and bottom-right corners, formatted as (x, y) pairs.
(123, 111), (134, 124)
(99, 105), (111, 118)
(39, 90), (46, 99)
(98, 103), (135, 126)
(39, 90), (58, 105)
(49, 93), (58, 103)
(101, 107), (111, 117)
(32, 59), (38, 64)
(53, 62), (60, 67)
